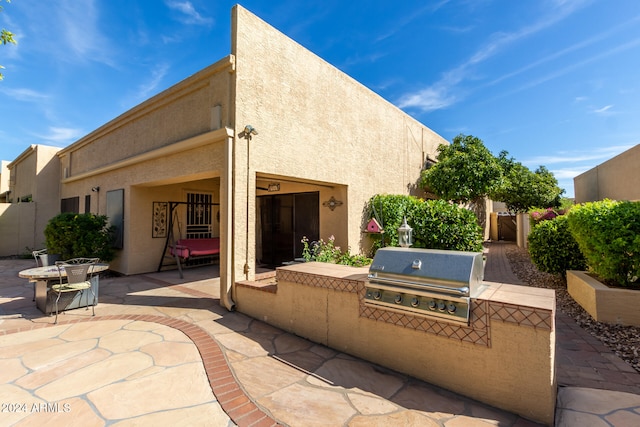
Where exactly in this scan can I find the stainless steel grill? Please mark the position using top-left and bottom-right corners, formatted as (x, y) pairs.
(365, 247), (484, 324)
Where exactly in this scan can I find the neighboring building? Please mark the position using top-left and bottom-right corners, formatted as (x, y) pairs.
(0, 145), (61, 256)
(6, 6), (447, 307)
(574, 144), (640, 203)
(0, 160), (10, 202)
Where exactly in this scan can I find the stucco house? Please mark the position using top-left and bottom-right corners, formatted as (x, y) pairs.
(0, 144), (61, 256)
(5, 6), (446, 309)
(574, 144), (640, 203)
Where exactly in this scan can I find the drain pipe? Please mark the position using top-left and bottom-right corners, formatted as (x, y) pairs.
(220, 131), (236, 311)
(241, 125), (257, 281)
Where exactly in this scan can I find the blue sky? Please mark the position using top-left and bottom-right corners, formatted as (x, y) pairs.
(2, 0), (639, 198)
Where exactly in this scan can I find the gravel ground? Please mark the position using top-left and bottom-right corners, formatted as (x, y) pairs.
(504, 244), (640, 374)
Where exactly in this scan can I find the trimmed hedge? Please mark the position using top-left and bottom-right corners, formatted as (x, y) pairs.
(566, 200), (640, 287)
(366, 195), (484, 253)
(527, 215), (586, 275)
(45, 213), (116, 262)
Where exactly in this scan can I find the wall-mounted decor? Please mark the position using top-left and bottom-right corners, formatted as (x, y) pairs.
(323, 196), (343, 211)
(153, 202), (168, 238)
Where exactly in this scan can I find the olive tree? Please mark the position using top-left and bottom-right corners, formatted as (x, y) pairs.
(420, 134), (503, 204)
(491, 152), (563, 213)
(420, 134), (503, 232)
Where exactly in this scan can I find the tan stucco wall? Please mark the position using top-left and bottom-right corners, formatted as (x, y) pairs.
(60, 131), (229, 275)
(231, 5), (448, 280)
(0, 203), (36, 256)
(237, 262), (556, 425)
(3, 145), (61, 252)
(0, 160), (10, 196)
(58, 56), (234, 178)
(56, 56), (234, 275)
(574, 144), (640, 203)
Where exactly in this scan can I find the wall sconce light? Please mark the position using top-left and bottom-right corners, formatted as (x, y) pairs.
(91, 186), (100, 192)
(398, 216), (413, 248)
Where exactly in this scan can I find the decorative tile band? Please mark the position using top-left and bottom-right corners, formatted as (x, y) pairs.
(489, 301), (553, 330)
(275, 269), (553, 347)
(276, 269), (361, 293)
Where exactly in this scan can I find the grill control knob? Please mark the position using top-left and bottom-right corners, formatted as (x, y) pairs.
(428, 300), (437, 310)
(394, 294), (403, 304)
(373, 291), (382, 300)
(437, 301), (446, 312)
(410, 297), (419, 307)
(447, 303), (457, 314)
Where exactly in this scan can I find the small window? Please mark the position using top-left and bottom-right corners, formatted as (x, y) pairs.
(61, 197), (79, 213)
(85, 195), (91, 213)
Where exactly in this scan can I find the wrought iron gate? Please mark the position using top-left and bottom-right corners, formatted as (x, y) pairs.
(186, 192), (213, 238)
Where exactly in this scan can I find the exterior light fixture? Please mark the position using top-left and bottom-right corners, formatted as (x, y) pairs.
(91, 186), (100, 192)
(267, 183), (280, 192)
(398, 216), (413, 248)
(243, 125), (258, 137)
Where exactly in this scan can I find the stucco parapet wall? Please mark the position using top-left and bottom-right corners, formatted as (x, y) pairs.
(239, 262), (555, 347)
(61, 127), (234, 182)
(57, 55), (235, 157)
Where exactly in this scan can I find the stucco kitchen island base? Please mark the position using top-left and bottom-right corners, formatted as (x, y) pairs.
(237, 262), (557, 426)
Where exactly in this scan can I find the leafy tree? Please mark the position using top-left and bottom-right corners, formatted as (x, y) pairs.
(1, 0), (16, 80)
(491, 152), (564, 213)
(420, 134), (503, 204)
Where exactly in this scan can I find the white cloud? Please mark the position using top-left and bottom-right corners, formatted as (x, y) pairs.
(0, 87), (49, 102)
(56, 0), (115, 67)
(395, 0), (590, 112)
(34, 127), (83, 144)
(126, 63), (170, 106)
(397, 84), (456, 112)
(165, 1), (213, 26)
(522, 145), (635, 166)
(592, 105), (614, 115)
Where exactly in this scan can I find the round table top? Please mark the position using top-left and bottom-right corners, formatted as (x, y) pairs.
(19, 263), (109, 280)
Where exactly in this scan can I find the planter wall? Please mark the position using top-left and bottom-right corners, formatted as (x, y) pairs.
(567, 270), (640, 326)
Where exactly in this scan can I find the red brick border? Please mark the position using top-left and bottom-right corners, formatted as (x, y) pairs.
(0, 315), (280, 427)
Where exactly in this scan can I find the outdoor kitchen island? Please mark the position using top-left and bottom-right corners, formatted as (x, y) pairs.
(236, 260), (556, 426)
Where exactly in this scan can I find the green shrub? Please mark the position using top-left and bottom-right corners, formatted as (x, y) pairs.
(301, 236), (371, 267)
(45, 213), (116, 262)
(365, 195), (484, 253)
(567, 200), (640, 287)
(527, 215), (586, 275)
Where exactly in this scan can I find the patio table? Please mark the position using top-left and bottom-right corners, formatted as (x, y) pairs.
(19, 263), (109, 314)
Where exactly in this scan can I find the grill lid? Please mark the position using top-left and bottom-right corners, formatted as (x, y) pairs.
(368, 247), (484, 296)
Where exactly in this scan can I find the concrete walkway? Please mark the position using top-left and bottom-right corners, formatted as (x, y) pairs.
(1, 244), (639, 426)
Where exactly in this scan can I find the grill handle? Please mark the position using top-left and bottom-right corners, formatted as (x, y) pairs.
(368, 276), (470, 296)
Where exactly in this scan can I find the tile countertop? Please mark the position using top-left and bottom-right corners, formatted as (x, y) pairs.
(476, 281), (555, 311)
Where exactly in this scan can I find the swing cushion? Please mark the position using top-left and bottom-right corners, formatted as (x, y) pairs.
(170, 238), (220, 260)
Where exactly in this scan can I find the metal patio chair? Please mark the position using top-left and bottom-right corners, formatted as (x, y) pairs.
(51, 258), (99, 324)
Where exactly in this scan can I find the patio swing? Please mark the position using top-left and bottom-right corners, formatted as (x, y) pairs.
(157, 201), (220, 278)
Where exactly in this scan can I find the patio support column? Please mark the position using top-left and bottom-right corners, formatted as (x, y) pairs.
(220, 132), (236, 311)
